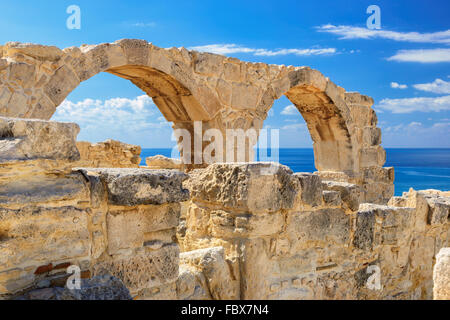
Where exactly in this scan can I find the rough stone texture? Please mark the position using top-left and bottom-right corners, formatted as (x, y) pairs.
(0, 126), (185, 299)
(93, 244), (179, 294)
(76, 139), (141, 168)
(433, 248), (450, 300)
(0, 40), (392, 204)
(179, 247), (239, 300)
(106, 204), (180, 254)
(183, 163), (450, 300)
(18, 275), (132, 300)
(146, 155), (182, 169)
(189, 162), (300, 213)
(0, 117), (80, 161)
(76, 168), (189, 205)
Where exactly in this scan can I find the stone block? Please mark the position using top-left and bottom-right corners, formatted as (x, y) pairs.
(322, 190), (342, 207)
(106, 203), (180, 254)
(0, 206), (90, 271)
(77, 168), (189, 206)
(294, 172), (323, 207)
(93, 244), (179, 293)
(189, 162), (299, 213)
(287, 209), (350, 245)
(322, 180), (362, 211)
(180, 247), (239, 300)
(0, 173), (89, 205)
(0, 117), (80, 162)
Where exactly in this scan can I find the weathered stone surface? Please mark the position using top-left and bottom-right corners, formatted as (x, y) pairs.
(322, 190), (342, 206)
(322, 180), (362, 211)
(93, 244), (179, 293)
(19, 275), (132, 300)
(189, 162), (299, 213)
(76, 139), (141, 168)
(180, 247), (238, 300)
(353, 204), (414, 250)
(176, 266), (210, 300)
(0, 173), (89, 205)
(0, 117), (80, 161)
(106, 204), (180, 254)
(294, 172), (323, 207)
(287, 209), (350, 245)
(433, 248), (450, 300)
(0, 206), (90, 270)
(146, 155), (182, 169)
(76, 168), (189, 205)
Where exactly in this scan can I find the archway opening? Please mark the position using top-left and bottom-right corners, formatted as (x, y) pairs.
(256, 95), (316, 173)
(50, 70), (181, 166)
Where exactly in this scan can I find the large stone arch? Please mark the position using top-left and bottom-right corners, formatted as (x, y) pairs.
(0, 39), (392, 203)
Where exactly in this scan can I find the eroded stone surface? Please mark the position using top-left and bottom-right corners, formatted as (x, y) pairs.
(0, 117), (80, 161)
(77, 168), (189, 205)
(433, 248), (450, 300)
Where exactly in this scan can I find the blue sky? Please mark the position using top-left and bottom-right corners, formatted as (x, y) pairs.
(1, 0), (449, 148)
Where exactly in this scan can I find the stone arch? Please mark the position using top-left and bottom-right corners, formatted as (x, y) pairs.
(0, 40), (388, 193)
(256, 67), (358, 175)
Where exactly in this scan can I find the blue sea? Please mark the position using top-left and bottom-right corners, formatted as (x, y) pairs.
(140, 148), (450, 196)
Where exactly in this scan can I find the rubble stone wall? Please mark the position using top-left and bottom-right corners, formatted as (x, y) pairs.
(183, 163), (450, 300)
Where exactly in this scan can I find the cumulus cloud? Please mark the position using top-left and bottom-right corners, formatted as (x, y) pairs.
(188, 44), (336, 57)
(52, 95), (172, 145)
(375, 95), (450, 113)
(413, 78), (450, 94)
(384, 121), (450, 135)
(382, 121), (450, 147)
(280, 105), (298, 115)
(316, 25), (450, 44)
(387, 49), (450, 63)
(390, 82), (408, 89)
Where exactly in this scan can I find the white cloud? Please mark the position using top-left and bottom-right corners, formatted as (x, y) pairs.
(376, 95), (450, 113)
(188, 44), (336, 57)
(317, 24), (450, 44)
(413, 78), (450, 94)
(391, 82), (408, 89)
(387, 49), (450, 63)
(52, 95), (172, 144)
(280, 105), (298, 115)
(382, 121), (450, 147)
(267, 109), (275, 117)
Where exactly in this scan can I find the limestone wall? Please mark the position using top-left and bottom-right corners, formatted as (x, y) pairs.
(0, 118), (188, 299)
(0, 117), (448, 300)
(183, 163), (449, 300)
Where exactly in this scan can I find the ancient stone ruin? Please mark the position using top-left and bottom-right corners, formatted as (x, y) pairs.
(0, 39), (448, 300)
